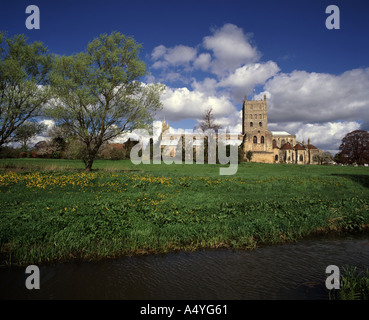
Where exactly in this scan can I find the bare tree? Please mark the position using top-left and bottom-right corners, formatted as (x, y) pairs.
(313, 150), (333, 165)
(196, 106), (221, 132)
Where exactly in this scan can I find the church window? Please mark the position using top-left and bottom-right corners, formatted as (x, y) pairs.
(253, 136), (257, 144)
(261, 136), (265, 144)
(299, 155), (303, 162)
(250, 122), (253, 127)
(259, 122), (262, 127)
(275, 155), (278, 162)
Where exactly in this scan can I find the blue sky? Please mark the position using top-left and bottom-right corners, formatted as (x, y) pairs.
(1, 0), (369, 152)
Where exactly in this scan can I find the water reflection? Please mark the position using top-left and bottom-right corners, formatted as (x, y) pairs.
(1, 232), (368, 300)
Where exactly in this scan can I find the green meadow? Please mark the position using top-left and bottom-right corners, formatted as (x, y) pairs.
(1, 158), (369, 266)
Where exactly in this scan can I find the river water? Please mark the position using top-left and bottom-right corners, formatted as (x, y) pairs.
(1, 232), (368, 300)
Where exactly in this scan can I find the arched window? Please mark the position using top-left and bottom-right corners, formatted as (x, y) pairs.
(259, 122), (262, 127)
(275, 155), (278, 162)
(253, 136), (257, 144)
(299, 155), (303, 162)
(250, 122), (253, 127)
(261, 136), (264, 144)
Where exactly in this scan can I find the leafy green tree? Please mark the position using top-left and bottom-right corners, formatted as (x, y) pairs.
(13, 121), (46, 150)
(48, 32), (164, 171)
(0, 32), (53, 148)
(246, 150), (253, 162)
(338, 130), (369, 165)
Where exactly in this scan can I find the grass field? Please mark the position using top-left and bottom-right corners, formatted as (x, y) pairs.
(1, 158), (369, 266)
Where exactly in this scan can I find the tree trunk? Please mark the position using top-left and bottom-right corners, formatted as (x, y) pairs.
(84, 140), (102, 171)
(85, 158), (94, 171)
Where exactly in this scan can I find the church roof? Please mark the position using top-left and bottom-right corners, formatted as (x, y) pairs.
(307, 144), (318, 150)
(281, 142), (293, 150)
(294, 144), (306, 150)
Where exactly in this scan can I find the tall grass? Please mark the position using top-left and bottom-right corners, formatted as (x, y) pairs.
(0, 159), (369, 266)
(329, 266), (369, 300)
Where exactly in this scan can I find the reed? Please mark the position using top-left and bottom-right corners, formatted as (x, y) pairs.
(329, 266), (369, 300)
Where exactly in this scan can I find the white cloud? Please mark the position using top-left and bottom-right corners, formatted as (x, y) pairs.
(218, 61), (280, 101)
(262, 68), (369, 124)
(295, 122), (361, 150)
(150, 23), (261, 79)
(165, 45), (197, 65)
(203, 23), (260, 75)
(148, 23), (369, 153)
(193, 53), (211, 71)
(211, 110), (243, 134)
(158, 86), (237, 124)
(151, 45), (167, 60)
(268, 121), (361, 153)
(252, 66), (369, 152)
(151, 44), (197, 69)
(191, 77), (218, 96)
(40, 119), (55, 129)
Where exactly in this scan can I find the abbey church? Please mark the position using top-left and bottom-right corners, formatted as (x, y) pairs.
(241, 95), (320, 164)
(159, 94), (321, 164)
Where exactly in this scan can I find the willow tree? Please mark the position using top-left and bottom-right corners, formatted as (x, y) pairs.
(48, 32), (164, 171)
(0, 32), (53, 148)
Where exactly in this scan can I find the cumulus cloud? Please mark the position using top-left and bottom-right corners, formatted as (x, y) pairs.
(151, 44), (197, 69)
(190, 77), (218, 97)
(262, 68), (369, 124)
(148, 23), (369, 152)
(268, 121), (361, 151)
(203, 23), (260, 75)
(296, 122), (361, 151)
(193, 53), (211, 71)
(158, 86), (237, 124)
(256, 68), (369, 151)
(218, 61), (280, 101)
(151, 45), (167, 60)
(150, 23), (261, 78)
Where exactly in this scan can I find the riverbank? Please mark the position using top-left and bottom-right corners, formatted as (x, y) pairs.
(1, 159), (369, 266)
(1, 232), (369, 300)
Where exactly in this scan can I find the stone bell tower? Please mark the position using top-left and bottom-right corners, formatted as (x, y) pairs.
(242, 94), (268, 135)
(241, 94), (274, 163)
